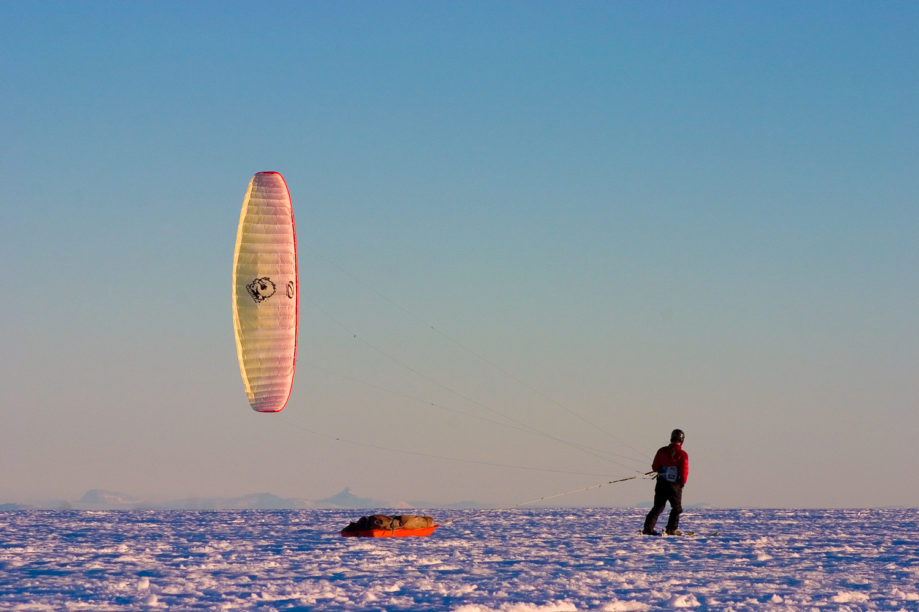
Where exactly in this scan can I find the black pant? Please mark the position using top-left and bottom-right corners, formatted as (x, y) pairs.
(643, 478), (683, 533)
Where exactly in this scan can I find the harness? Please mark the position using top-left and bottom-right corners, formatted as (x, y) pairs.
(659, 465), (679, 483)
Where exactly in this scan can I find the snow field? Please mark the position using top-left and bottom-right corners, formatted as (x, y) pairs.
(0, 508), (916, 610)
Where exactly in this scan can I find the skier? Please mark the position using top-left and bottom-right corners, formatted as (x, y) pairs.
(642, 428), (688, 536)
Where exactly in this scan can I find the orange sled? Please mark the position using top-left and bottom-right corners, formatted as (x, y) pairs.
(341, 525), (439, 538)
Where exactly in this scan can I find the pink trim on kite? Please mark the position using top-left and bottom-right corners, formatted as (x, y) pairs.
(288, 173), (298, 413)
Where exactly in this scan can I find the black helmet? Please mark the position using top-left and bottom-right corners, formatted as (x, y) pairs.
(670, 429), (685, 444)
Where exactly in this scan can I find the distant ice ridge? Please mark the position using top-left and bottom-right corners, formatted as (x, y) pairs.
(0, 508), (917, 610)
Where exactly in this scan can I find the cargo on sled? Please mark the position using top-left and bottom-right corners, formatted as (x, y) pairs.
(340, 514), (438, 538)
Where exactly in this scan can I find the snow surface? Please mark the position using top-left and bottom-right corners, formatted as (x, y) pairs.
(1, 508), (917, 610)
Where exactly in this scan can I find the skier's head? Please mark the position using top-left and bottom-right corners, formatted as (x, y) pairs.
(670, 429), (685, 444)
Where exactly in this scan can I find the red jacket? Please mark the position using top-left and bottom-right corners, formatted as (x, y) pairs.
(652, 443), (688, 485)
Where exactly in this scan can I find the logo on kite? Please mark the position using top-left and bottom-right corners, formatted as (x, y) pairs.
(286, 280), (295, 299)
(247, 277), (276, 303)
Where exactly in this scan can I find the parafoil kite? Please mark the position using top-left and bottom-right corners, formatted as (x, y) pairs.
(232, 171), (298, 412)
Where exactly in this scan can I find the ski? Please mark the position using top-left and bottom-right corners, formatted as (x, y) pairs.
(639, 530), (719, 537)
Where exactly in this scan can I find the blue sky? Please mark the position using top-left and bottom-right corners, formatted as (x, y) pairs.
(2, 1), (917, 508)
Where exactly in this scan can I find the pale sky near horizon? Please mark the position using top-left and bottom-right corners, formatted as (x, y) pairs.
(2, 1), (917, 509)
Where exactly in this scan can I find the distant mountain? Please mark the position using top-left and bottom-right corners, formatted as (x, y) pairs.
(1, 489), (484, 511)
(76, 489), (144, 509)
(163, 493), (315, 510)
(313, 489), (481, 510)
(408, 499), (481, 510)
(0, 503), (31, 511)
(221, 492), (314, 510)
(314, 487), (387, 508)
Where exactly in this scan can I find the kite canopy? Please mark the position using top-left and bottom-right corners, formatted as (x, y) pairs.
(232, 172), (298, 412)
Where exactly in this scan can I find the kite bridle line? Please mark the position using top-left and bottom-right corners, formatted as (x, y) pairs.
(440, 471), (658, 526)
(300, 296), (648, 473)
(301, 243), (651, 465)
(277, 415), (629, 479)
